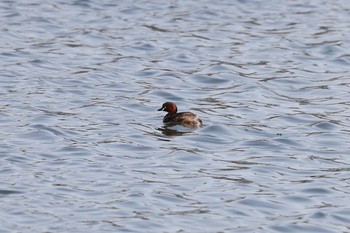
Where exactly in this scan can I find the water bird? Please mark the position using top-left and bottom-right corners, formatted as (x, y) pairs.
(158, 102), (203, 128)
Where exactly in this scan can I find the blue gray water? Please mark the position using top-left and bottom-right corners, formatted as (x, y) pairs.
(1, 0), (350, 232)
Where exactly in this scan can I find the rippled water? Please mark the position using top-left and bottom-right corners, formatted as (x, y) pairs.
(1, 0), (350, 232)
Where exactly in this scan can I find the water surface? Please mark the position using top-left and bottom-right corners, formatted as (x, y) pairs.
(1, 0), (350, 232)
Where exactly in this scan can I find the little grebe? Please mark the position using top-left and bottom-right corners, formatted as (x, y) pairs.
(158, 102), (203, 128)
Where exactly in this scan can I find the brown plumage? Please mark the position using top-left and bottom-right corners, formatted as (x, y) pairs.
(158, 102), (203, 128)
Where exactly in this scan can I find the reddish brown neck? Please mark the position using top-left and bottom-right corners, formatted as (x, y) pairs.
(166, 104), (177, 113)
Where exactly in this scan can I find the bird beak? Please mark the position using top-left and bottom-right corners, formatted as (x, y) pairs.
(157, 107), (164, 111)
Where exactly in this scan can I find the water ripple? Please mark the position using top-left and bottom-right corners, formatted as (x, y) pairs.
(1, 0), (350, 232)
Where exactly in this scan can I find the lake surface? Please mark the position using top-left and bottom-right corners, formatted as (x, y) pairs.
(1, 0), (350, 232)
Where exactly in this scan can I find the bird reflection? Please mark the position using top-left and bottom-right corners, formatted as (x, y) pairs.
(157, 124), (194, 136)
